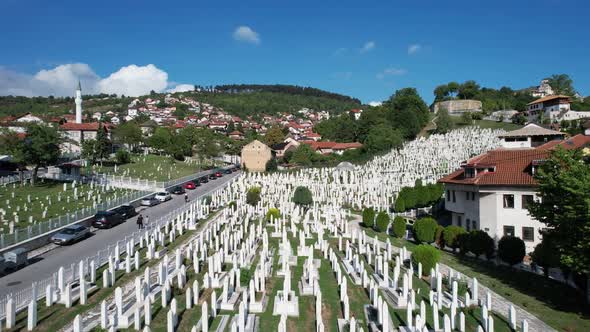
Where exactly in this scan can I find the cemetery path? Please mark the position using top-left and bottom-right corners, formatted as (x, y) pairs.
(347, 216), (557, 332)
(0, 172), (241, 300)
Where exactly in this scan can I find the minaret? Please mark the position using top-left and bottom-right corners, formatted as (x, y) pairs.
(75, 80), (83, 124)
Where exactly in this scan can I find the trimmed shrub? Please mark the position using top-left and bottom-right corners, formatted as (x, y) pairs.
(392, 216), (407, 238)
(246, 186), (261, 206)
(394, 196), (406, 212)
(412, 217), (438, 244)
(443, 225), (467, 250)
(467, 230), (495, 259)
(115, 149), (131, 164)
(293, 186), (313, 206)
(411, 245), (441, 276)
(375, 211), (390, 233)
(456, 232), (470, 255)
(362, 208), (376, 228)
(531, 237), (560, 277)
(265, 208), (281, 222)
(498, 236), (526, 266)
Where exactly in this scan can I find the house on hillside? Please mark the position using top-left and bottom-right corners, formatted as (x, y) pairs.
(241, 140), (272, 172)
(525, 95), (571, 122)
(498, 124), (565, 149)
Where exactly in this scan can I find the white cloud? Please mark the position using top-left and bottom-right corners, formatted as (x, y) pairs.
(233, 26), (260, 44)
(167, 84), (195, 93)
(376, 67), (407, 79)
(408, 44), (421, 55)
(368, 101), (382, 107)
(360, 41), (376, 53)
(0, 63), (174, 97)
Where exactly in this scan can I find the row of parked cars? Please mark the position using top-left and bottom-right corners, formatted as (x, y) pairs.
(47, 168), (239, 246)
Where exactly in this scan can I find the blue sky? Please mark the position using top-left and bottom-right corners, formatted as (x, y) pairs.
(0, 0), (588, 104)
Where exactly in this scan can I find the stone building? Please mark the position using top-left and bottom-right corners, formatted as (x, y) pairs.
(241, 140), (272, 172)
(431, 99), (483, 115)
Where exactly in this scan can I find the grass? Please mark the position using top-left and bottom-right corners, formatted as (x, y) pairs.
(452, 118), (523, 131)
(357, 222), (590, 332)
(90, 154), (209, 182)
(0, 180), (130, 233)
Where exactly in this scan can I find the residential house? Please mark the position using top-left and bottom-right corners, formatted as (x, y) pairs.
(498, 124), (564, 149)
(525, 95), (571, 122)
(241, 140), (272, 172)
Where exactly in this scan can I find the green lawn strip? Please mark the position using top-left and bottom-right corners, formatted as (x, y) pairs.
(357, 223), (590, 331)
(90, 154), (204, 182)
(256, 237), (281, 331)
(451, 118), (523, 131)
(0, 180), (129, 233)
(316, 249), (343, 332)
(287, 256), (316, 331)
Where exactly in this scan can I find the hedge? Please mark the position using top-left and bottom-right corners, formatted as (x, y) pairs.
(411, 245), (440, 276)
(443, 225), (467, 249)
(412, 217), (438, 243)
(498, 236), (526, 266)
(392, 216), (406, 238)
(375, 211), (390, 233)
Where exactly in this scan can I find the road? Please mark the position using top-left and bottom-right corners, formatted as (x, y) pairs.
(0, 171), (240, 299)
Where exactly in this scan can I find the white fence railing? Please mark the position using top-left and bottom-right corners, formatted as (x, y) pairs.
(0, 190), (151, 250)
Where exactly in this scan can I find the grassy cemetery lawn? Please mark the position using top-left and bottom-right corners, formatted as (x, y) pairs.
(0, 180), (131, 234)
(90, 154), (219, 182)
(358, 222), (590, 331)
(452, 118), (523, 131)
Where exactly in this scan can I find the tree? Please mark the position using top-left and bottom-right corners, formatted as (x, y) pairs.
(293, 186), (313, 206)
(264, 126), (285, 147)
(94, 124), (111, 164)
(436, 108), (454, 134)
(364, 125), (403, 153)
(384, 88), (430, 129)
(457, 80), (480, 99)
(265, 208), (281, 222)
(362, 207), (376, 228)
(512, 113), (526, 125)
(531, 235), (561, 277)
(497, 236), (526, 266)
(112, 122), (142, 151)
(546, 74), (576, 96)
(460, 112), (473, 125)
(173, 103), (190, 119)
(265, 158), (278, 172)
(115, 149), (131, 164)
(392, 216), (407, 238)
(375, 211), (390, 233)
(148, 127), (173, 154)
(447, 82), (460, 98)
(467, 230), (495, 259)
(81, 139), (99, 165)
(434, 84), (450, 101)
(443, 225), (466, 250)
(412, 217), (438, 244)
(11, 124), (62, 185)
(394, 196), (406, 212)
(246, 187), (261, 206)
(412, 245), (440, 276)
(527, 147), (590, 274)
(291, 144), (314, 166)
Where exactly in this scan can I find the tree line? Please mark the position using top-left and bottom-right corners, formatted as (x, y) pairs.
(212, 84), (361, 104)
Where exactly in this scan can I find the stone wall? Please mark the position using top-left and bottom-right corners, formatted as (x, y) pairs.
(241, 140), (272, 172)
(432, 99), (483, 115)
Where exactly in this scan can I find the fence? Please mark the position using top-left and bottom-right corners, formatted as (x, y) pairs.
(0, 190), (151, 250)
(0, 203), (192, 320)
(95, 174), (165, 191)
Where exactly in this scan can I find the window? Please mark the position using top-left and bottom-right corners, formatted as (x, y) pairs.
(466, 218), (471, 231)
(464, 167), (475, 178)
(457, 215), (462, 227)
(503, 194), (514, 208)
(521, 195), (534, 209)
(452, 190), (456, 203)
(472, 220), (476, 230)
(465, 191), (470, 200)
(522, 227), (535, 242)
(503, 226), (515, 237)
(447, 190), (451, 201)
(471, 192), (475, 201)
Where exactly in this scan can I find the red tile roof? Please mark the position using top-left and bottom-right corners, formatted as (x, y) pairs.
(537, 134), (590, 150)
(439, 149), (549, 187)
(59, 122), (110, 131)
(333, 142), (363, 150)
(528, 95), (571, 105)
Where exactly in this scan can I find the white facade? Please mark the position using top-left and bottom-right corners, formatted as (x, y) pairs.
(445, 183), (542, 252)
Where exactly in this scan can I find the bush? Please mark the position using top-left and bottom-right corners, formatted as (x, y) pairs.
(246, 187), (261, 206)
(412, 217), (438, 243)
(411, 245), (440, 276)
(228, 201), (237, 210)
(293, 186), (313, 206)
(265, 208), (281, 222)
(362, 207), (376, 228)
(375, 211), (390, 233)
(456, 232), (470, 255)
(531, 237), (560, 277)
(467, 230), (495, 259)
(392, 216), (406, 238)
(265, 158), (278, 172)
(115, 149), (131, 164)
(394, 196), (406, 212)
(443, 225), (467, 249)
(498, 236), (526, 266)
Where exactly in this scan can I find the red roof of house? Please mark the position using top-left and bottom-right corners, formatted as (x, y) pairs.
(174, 121), (186, 129)
(332, 142), (363, 150)
(438, 149), (549, 187)
(60, 122), (110, 131)
(537, 134), (590, 150)
(305, 132), (321, 138)
(350, 109), (362, 113)
(229, 131), (243, 136)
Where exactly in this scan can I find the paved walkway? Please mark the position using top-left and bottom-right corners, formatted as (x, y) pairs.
(348, 216), (556, 332)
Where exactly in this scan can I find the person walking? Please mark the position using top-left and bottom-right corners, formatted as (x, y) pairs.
(137, 214), (144, 230)
(184, 193), (189, 203)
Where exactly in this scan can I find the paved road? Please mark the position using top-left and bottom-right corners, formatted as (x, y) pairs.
(0, 171), (240, 299)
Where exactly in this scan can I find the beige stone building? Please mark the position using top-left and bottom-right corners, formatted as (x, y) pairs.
(241, 140), (272, 172)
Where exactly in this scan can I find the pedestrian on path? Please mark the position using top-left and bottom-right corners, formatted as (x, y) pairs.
(137, 214), (144, 230)
(185, 193), (189, 203)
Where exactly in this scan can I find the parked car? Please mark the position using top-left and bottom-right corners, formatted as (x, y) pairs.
(50, 225), (90, 245)
(223, 169), (232, 174)
(92, 211), (125, 228)
(155, 192), (172, 202)
(192, 179), (202, 186)
(171, 186), (185, 195)
(215, 171), (223, 178)
(200, 176), (209, 183)
(231, 167), (239, 172)
(184, 181), (197, 190)
(113, 204), (137, 219)
(141, 195), (160, 207)
(208, 173), (217, 180)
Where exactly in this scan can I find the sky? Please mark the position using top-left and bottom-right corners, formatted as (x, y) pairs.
(0, 0), (588, 104)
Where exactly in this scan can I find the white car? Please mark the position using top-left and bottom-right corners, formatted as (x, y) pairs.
(154, 192), (172, 202)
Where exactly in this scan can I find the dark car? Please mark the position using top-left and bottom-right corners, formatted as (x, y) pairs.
(208, 173), (217, 180)
(192, 179), (202, 187)
(200, 176), (209, 183)
(171, 186), (185, 195)
(223, 169), (232, 174)
(92, 211), (124, 229)
(113, 204), (137, 219)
